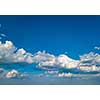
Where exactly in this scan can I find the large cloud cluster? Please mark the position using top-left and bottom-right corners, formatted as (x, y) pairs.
(32, 51), (100, 72)
(32, 51), (79, 69)
(1, 40), (100, 74)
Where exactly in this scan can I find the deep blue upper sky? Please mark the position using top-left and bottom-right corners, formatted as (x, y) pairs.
(0, 15), (100, 59)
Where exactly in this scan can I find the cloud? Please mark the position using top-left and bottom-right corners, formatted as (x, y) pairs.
(0, 68), (28, 79)
(0, 40), (33, 64)
(1, 34), (6, 37)
(0, 40), (100, 75)
(56, 54), (79, 69)
(32, 51), (100, 73)
(79, 52), (100, 66)
(0, 33), (7, 40)
(1, 34), (100, 80)
(79, 65), (100, 72)
(32, 51), (56, 67)
(32, 51), (79, 69)
(6, 69), (19, 79)
(94, 46), (100, 50)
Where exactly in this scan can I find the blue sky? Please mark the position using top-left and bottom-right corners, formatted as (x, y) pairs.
(0, 15), (100, 59)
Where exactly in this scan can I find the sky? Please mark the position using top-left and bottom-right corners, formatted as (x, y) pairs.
(0, 15), (100, 59)
(0, 16), (100, 84)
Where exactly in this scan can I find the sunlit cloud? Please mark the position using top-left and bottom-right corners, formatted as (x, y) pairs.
(0, 38), (100, 76)
(0, 40), (33, 64)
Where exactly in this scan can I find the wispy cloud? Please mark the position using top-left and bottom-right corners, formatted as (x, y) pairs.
(1, 33), (6, 37)
(94, 46), (100, 50)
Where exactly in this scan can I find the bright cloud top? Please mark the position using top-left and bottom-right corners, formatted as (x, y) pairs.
(0, 40), (33, 64)
(33, 51), (100, 72)
(33, 51), (79, 69)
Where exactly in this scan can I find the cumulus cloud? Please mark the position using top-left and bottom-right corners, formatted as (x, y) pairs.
(6, 69), (19, 79)
(58, 72), (73, 77)
(56, 54), (79, 69)
(32, 51), (56, 68)
(79, 65), (100, 72)
(79, 52), (100, 66)
(1, 39), (100, 74)
(32, 51), (100, 73)
(1, 33), (100, 79)
(0, 40), (34, 64)
(32, 51), (79, 69)
(32, 51), (79, 71)
(0, 68), (28, 79)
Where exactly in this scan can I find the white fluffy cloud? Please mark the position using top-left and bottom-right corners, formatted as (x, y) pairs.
(79, 52), (100, 66)
(6, 69), (19, 79)
(56, 54), (79, 68)
(0, 41), (33, 64)
(32, 51), (100, 72)
(32, 51), (79, 69)
(32, 51), (56, 67)
(1, 40), (100, 73)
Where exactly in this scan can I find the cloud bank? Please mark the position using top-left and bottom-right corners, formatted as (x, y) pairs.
(33, 51), (100, 72)
(0, 39), (100, 77)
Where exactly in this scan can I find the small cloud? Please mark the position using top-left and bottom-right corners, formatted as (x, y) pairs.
(65, 51), (68, 54)
(1, 33), (6, 37)
(6, 69), (19, 79)
(94, 46), (100, 50)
